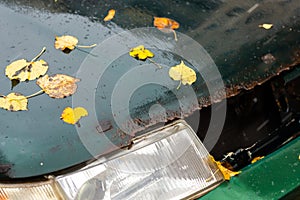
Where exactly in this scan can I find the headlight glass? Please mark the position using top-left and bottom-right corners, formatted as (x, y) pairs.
(0, 120), (223, 200)
(56, 120), (224, 200)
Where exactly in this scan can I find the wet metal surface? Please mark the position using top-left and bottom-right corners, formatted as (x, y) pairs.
(0, 0), (299, 178)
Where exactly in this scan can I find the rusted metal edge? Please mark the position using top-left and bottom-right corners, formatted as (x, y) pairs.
(115, 49), (300, 141)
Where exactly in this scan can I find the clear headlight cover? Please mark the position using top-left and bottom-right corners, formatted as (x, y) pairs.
(56, 120), (224, 200)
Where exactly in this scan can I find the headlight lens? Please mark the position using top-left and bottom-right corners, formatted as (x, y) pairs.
(0, 120), (224, 200)
(56, 120), (224, 200)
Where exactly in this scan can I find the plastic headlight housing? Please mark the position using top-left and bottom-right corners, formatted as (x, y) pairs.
(0, 120), (224, 200)
(0, 179), (63, 200)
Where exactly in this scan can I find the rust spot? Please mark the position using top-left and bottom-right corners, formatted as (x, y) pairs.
(96, 120), (113, 133)
(226, 48), (300, 99)
(133, 118), (146, 126)
(117, 129), (128, 139)
(0, 164), (12, 175)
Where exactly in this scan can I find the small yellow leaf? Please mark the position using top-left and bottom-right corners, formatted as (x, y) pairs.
(6, 59), (48, 82)
(153, 17), (180, 30)
(104, 9), (116, 21)
(251, 156), (265, 164)
(259, 23), (273, 30)
(129, 45), (154, 60)
(0, 93), (28, 111)
(55, 35), (78, 53)
(5, 48), (48, 82)
(154, 17), (179, 41)
(60, 107), (88, 125)
(55, 35), (96, 53)
(36, 74), (80, 98)
(169, 60), (197, 89)
(209, 155), (241, 181)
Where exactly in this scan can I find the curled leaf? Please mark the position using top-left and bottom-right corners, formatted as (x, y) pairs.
(0, 93), (28, 111)
(55, 35), (96, 53)
(36, 74), (80, 98)
(129, 45), (154, 60)
(169, 61), (197, 89)
(209, 155), (241, 181)
(258, 23), (273, 30)
(154, 17), (179, 41)
(104, 9), (116, 21)
(5, 47), (48, 82)
(61, 107), (88, 125)
(154, 17), (179, 30)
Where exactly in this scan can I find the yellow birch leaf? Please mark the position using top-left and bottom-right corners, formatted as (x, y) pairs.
(55, 35), (96, 53)
(129, 45), (154, 60)
(258, 23), (273, 30)
(0, 93), (28, 111)
(251, 156), (265, 164)
(209, 155), (241, 181)
(169, 60), (197, 89)
(104, 9), (116, 21)
(5, 48), (48, 82)
(36, 74), (80, 99)
(60, 107), (88, 125)
(55, 35), (78, 53)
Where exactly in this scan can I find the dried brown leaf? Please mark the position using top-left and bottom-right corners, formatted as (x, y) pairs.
(36, 74), (80, 98)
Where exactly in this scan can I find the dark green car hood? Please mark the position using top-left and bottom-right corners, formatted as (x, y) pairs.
(0, 0), (299, 178)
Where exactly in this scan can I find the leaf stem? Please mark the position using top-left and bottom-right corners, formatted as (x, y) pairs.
(148, 58), (162, 69)
(176, 81), (182, 90)
(172, 30), (178, 41)
(26, 90), (44, 99)
(76, 44), (97, 48)
(31, 47), (46, 62)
